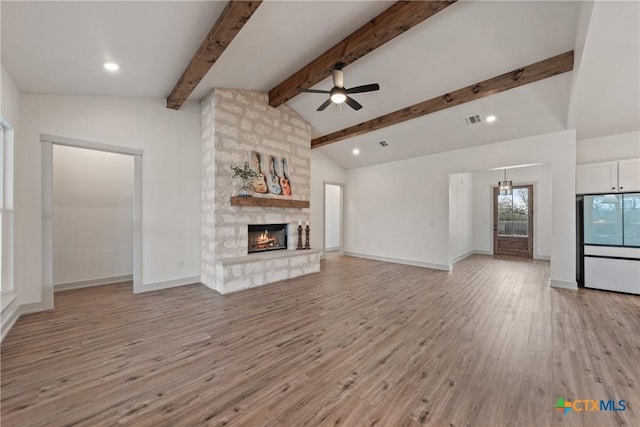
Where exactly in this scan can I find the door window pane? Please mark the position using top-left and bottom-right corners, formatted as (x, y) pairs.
(584, 195), (623, 245)
(623, 193), (640, 246)
(498, 187), (529, 237)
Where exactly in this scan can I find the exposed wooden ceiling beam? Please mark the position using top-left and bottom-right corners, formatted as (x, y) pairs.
(268, 1), (457, 108)
(311, 51), (575, 149)
(166, 1), (262, 110)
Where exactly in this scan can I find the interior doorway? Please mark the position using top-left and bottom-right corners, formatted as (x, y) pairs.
(323, 182), (343, 258)
(493, 185), (534, 257)
(52, 145), (134, 292)
(41, 134), (142, 311)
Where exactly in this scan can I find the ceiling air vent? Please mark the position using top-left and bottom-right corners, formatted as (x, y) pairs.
(464, 114), (482, 125)
(378, 140), (389, 147)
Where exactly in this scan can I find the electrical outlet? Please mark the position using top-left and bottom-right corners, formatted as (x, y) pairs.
(179, 260), (184, 268)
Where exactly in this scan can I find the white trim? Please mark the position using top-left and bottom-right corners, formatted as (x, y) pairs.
(454, 250), (549, 262)
(1, 292), (17, 312)
(40, 135), (143, 303)
(41, 142), (54, 310)
(472, 250), (492, 256)
(549, 278), (578, 290)
(451, 251), (475, 264)
(40, 134), (143, 156)
(577, 155), (639, 165)
(139, 276), (200, 293)
(322, 181), (345, 258)
(20, 301), (48, 315)
(345, 252), (451, 271)
(1, 299), (20, 342)
(1, 300), (48, 343)
(133, 155), (143, 293)
(54, 275), (133, 292)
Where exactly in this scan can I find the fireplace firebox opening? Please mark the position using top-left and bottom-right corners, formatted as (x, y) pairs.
(248, 224), (288, 254)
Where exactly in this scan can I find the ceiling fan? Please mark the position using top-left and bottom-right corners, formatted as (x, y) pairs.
(300, 64), (380, 111)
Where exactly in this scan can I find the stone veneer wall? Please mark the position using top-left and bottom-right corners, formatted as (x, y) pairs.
(201, 88), (318, 293)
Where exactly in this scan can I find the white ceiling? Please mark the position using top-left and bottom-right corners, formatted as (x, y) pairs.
(2, 1), (638, 170)
(318, 74), (572, 170)
(1, 1), (226, 97)
(569, 0), (640, 140)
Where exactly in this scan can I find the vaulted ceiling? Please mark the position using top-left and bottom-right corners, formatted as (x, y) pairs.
(2, 1), (639, 169)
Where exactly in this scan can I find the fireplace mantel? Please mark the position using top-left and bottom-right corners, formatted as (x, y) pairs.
(230, 197), (310, 209)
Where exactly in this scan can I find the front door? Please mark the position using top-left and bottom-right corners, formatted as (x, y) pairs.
(493, 185), (533, 257)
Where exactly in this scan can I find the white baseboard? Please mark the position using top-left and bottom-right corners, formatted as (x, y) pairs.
(451, 251), (475, 264)
(535, 255), (551, 261)
(472, 250), (492, 256)
(54, 274), (133, 292)
(344, 252), (451, 271)
(138, 276), (200, 293)
(1, 299), (21, 343)
(549, 278), (578, 290)
(20, 301), (48, 315)
(1, 300), (48, 343)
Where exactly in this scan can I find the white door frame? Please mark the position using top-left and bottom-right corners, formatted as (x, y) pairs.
(40, 134), (143, 309)
(322, 181), (345, 256)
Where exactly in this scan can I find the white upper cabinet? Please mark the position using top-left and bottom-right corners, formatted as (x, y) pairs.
(576, 161), (618, 194)
(576, 158), (640, 194)
(618, 158), (640, 192)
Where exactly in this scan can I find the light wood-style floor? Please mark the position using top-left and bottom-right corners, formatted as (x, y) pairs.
(1, 255), (639, 426)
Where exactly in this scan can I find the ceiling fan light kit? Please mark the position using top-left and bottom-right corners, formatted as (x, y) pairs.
(301, 65), (380, 111)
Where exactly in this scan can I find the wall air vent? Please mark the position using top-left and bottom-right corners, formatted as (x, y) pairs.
(378, 140), (389, 147)
(464, 114), (482, 125)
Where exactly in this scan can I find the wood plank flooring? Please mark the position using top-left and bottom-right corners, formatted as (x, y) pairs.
(1, 255), (639, 426)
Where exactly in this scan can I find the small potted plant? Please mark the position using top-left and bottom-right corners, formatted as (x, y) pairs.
(231, 162), (259, 197)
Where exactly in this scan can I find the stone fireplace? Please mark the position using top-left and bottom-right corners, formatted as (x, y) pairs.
(200, 88), (321, 294)
(247, 224), (288, 254)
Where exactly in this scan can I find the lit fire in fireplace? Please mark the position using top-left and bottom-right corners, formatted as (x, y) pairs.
(254, 230), (277, 250)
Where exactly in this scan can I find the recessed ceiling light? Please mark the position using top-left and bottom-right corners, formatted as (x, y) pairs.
(352, 148), (360, 155)
(104, 62), (119, 71)
(486, 115), (497, 123)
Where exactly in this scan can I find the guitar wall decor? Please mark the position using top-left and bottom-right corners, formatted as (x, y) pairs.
(279, 158), (292, 196)
(267, 155), (282, 195)
(250, 151), (268, 193)
(248, 151), (292, 197)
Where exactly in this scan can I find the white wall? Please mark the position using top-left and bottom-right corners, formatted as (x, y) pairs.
(577, 131), (640, 162)
(472, 165), (552, 260)
(449, 173), (474, 262)
(53, 145), (133, 286)
(324, 184), (341, 251)
(17, 95), (201, 305)
(1, 65), (20, 126)
(310, 150), (345, 254)
(345, 129), (576, 286)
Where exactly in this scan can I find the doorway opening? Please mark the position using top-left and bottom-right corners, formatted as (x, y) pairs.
(494, 185), (534, 257)
(52, 145), (134, 292)
(323, 182), (343, 258)
(41, 134), (142, 310)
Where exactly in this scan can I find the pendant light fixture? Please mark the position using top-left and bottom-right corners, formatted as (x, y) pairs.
(499, 169), (512, 195)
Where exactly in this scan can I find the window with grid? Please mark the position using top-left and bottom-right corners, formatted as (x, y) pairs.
(0, 119), (14, 296)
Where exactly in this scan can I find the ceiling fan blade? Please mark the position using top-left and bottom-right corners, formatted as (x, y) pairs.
(317, 98), (333, 111)
(332, 69), (344, 88)
(300, 89), (330, 94)
(346, 83), (380, 94)
(345, 96), (363, 111)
